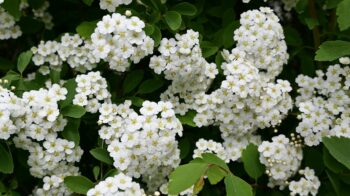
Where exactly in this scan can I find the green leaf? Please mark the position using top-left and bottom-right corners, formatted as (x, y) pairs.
(207, 165), (227, 185)
(171, 2), (197, 16)
(168, 163), (208, 195)
(123, 70), (144, 94)
(202, 153), (229, 171)
(82, 0), (94, 6)
(164, 11), (182, 31)
(103, 169), (118, 178)
(177, 110), (196, 127)
(0, 181), (6, 193)
(0, 143), (14, 174)
(241, 144), (265, 180)
(60, 79), (77, 108)
(129, 97), (144, 107)
(326, 0), (343, 9)
(151, 26), (162, 47)
(193, 177), (205, 195)
(61, 118), (81, 145)
(336, 0), (350, 31)
(179, 137), (191, 159)
(323, 137), (350, 170)
(17, 51), (33, 74)
(76, 21), (97, 39)
(64, 176), (94, 194)
(201, 41), (219, 58)
(50, 69), (60, 84)
(2, 0), (21, 20)
(324, 147), (347, 174)
(315, 41), (350, 61)
(61, 105), (86, 118)
(224, 174), (253, 196)
(144, 23), (154, 36)
(2, 70), (21, 81)
(137, 78), (163, 94)
(90, 148), (113, 165)
(305, 18), (319, 29)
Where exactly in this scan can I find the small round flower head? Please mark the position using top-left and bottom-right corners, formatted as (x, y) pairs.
(87, 173), (145, 196)
(258, 134), (302, 189)
(99, 0), (133, 12)
(0, 7), (22, 40)
(289, 167), (320, 196)
(91, 13), (154, 72)
(295, 63), (350, 146)
(98, 100), (183, 191)
(73, 71), (111, 113)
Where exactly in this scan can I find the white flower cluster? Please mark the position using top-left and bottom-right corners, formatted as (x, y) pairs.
(295, 63), (350, 146)
(98, 100), (183, 191)
(150, 29), (218, 115)
(99, 0), (132, 12)
(289, 167), (320, 196)
(0, 7), (22, 40)
(31, 33), (99, 73)
(258, 134), (302, 189)
(91, 13), (154, 72)
(193, 139), (227, 161)
(20, 0), (54, 30)
(192, 7), (292, 139)
(73, 71), (111, 113)
(87, 173), (145, 196)
(193, 135), (261, 163)
(0, 0), (3, 4)
(0, 84), (82, 195)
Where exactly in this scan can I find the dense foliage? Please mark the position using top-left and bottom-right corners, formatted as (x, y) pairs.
(1, 0), (350, 195)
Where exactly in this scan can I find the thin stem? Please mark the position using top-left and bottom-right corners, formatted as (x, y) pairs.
(308, 0), (321, 50)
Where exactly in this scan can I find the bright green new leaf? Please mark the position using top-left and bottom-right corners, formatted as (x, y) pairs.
(62, 118), (81, 145)
(336, 0), (350, 31)
(241, 144), (265, 180)
(224, 174), (253, 196)
(2, 70), (21, 81)
(164, 11), (182, 31)
(50, 69), (60, 84)
(171, 2), (197, 16)
(206, 165), (227, 185)
(0, 143), (14, 174)
(17, 51), (33, 74)
(64, 176), (94, 194)
(137, 78), (163, 94)
(61, 105), (86, 118)
(323, 137), (350, 170)
(315, 41), (350, 61)
(123, 70), (144, 94)
(76, 21), (97, 39)
(177, 110), (196, 127)
(93, 166), (100, 180)
(168, 163), (208, 195)
(90, 148), (113, 165)
(202, 153), (229, 171)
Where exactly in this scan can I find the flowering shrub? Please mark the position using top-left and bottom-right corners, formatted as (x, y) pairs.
(1, 0), (350, 196)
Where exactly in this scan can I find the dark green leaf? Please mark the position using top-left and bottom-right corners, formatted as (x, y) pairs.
(61, 118), (81, 145)
(168, 163), (208, 195)
(137, 78), (163, 94)
(64, 176), (94, 194)
(224, 174), (253, 196)
(2, 0), (21, 20)
(17, 51), (33, 74)
(0, 143), (14, 174)
(60, 79), (77, 108)
(90, 148), (113, 165)
(61, 105), (86, 118)
(151, 26), (161, 47)
(50, 69), (60, 84)
(123, 70), (144, 94)
(315, 41), (350, 61)
(164, 11), (182, 31)
(336, 0), (350, 31)
(241, 144), (265, 180)
(82, 0), (94, 6)
(171, 2), (197, 16)
(323, 137), (350, 170)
